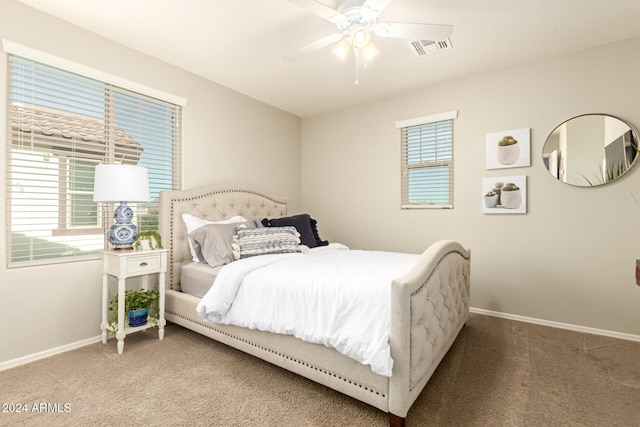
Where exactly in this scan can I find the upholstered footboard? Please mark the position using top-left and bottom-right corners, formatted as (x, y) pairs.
(388, 240), (471, 425)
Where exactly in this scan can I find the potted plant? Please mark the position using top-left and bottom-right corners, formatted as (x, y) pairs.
(133, 231), (163, 251)
(108, 289), (159, 330)
(500, 182), (522, 209)
(497, 135), (520, 165)
(483, 190), (499, 208)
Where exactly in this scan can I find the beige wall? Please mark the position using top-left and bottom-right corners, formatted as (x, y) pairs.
(0, 1), (301, 364)
(301, 37), (640, 336)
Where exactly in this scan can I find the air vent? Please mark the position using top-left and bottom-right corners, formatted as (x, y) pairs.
(408, 38), (452, 57)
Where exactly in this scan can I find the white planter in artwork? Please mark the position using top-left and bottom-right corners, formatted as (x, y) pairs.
(484, 194), (499, 208)
(500, 189), (522, 209)
(497, 143), (520, 165)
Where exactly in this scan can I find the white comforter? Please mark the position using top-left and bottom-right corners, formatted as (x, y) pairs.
(196, 243), (419, 376)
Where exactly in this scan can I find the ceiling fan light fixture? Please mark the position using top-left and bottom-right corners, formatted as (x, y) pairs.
(361, 42), (379, 62)
(350, 24), (371, 49)
(286, 0), (454, 84)
(332, 38), (352, 61)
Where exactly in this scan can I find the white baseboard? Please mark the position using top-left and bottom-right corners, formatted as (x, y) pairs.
(470, 307), (640, 343)
(0, 335), (102, 372)
(2, 310), (639, 372)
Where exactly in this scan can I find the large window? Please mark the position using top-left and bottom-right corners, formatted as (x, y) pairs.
(5, 43), (184, 266)
(396, 111), (457, 209)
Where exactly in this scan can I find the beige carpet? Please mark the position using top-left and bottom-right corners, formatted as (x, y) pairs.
(1, 313), (639, 427)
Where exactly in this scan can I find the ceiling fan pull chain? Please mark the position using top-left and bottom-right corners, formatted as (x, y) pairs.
(354, 46), (360, 85)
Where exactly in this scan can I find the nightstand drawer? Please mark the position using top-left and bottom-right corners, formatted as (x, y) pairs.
(126, 254), (162, 275)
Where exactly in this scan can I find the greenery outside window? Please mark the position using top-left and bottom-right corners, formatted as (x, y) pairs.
(68, 159), (100, 228)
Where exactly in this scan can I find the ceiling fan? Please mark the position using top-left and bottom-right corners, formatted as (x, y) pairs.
(284, 0), (453, 67)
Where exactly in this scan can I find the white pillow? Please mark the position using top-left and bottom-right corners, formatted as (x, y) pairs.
(182, 213), (247, 262)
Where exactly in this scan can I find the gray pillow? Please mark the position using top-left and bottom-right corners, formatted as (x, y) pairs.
(189, 221), (254, 268)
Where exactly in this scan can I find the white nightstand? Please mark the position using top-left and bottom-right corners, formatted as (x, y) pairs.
(100, 249), (168, 354)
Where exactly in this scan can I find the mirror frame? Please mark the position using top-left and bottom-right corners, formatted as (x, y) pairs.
(542, 114), (639, 187)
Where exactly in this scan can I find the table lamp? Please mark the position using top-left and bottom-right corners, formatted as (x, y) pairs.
(93, 164), (150, 250)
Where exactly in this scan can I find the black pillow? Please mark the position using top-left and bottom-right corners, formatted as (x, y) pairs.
(261, 214), (328, 248)
(309, 217), (329, 247)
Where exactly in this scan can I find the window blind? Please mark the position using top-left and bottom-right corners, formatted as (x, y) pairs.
(6, 54), (182, 266)
(399, 113), (455, 209)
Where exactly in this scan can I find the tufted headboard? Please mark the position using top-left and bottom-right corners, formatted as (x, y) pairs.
(159, 184), (288, 291)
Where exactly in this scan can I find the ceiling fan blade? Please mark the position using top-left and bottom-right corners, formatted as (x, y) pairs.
(374, 22), (453, 41)
(287, 0), (344, 23)
(283, 33), (344, 61)
(362, 0), (394, 14)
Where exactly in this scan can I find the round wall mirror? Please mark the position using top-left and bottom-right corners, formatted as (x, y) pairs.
(542, 114), (639, 186)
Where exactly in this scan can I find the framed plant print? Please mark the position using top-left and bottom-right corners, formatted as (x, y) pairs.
(482, 175), (527, 214)
(486, 128), (531, 169)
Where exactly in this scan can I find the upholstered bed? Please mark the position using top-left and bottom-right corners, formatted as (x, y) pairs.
(159, 184), (471, 426)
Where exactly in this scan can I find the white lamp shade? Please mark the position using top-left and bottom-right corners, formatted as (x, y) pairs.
(93, 164), (150, 202)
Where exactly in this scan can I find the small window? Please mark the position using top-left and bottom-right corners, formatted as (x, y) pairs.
(396, 111), (457, 209)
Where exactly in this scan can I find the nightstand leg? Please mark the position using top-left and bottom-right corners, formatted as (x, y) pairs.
(158, 270), (166, 340)
(101, 271), (109, 344)
(117, 277), (126, 354)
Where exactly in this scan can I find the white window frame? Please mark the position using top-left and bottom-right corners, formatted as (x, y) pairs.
(396, 110), (457, 209)
(4, 40), (186, 267)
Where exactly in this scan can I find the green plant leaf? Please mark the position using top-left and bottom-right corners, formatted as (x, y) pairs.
(108, 289), (160, 330)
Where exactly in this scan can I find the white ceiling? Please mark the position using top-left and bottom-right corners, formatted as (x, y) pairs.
(16, 0), (640, 117)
